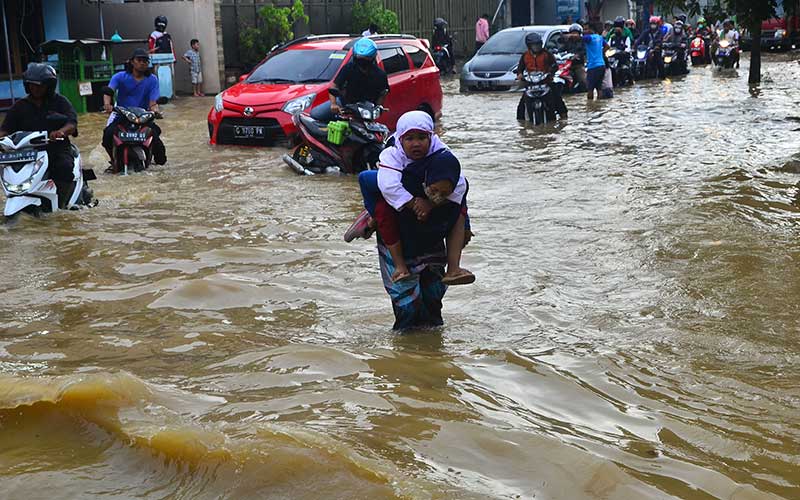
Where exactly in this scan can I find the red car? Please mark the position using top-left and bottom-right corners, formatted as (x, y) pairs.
(208, 34), (443, 146)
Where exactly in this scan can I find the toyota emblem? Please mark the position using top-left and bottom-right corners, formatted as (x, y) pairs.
(243, 106), (254, 116)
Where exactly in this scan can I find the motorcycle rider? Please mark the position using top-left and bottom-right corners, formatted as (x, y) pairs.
(714, 19), (741, 68)
(148, 16), (173, 55)
(432, 17), (456, 73)
(635, 16), (666, 78)
(515, 32), (567, 120)
(0, 64), (80, 208)
(664, 20), (689, 70)
(625, 18), (639, 41)
(559, 23), (588, 91)
(607, 18), (633, 83)
(311, 37), (389, 122)
(607, 16), (634, 45)
(102, 48), (166, 167)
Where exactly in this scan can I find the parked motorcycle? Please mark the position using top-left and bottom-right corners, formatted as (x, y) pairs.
(520, 71), (555, 126)
(662, 42), (689, 76)
(715, 39), (737, 69)
(1, 115), (95, 218)
(108, 106), (161, 175)
(283, 89), (389, 175)
(605, 47), (633, 86)
(432, 43), (454, 75)
(554, 52), (584, 94)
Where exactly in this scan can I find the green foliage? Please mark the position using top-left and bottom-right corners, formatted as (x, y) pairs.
(239, 0), (309, 65)
(352, 0), (400, 34)
(654, 0), (778, 29)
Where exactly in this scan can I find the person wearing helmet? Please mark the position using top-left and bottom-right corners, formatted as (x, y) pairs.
(515, 32), (566, 120)
(664, 20), (689, 73)
(559, 23), (588, 90)
(149, 15), (173, 55)
(602, 20), (613, 38)
(0, 63), (80, 207)
(102, 48), (166, 166)
(713, 19), (740, 68)
(607, 16), (634, 46)
(311, 37), (389, 123)
(432, 17), (456, 73)
(635, 16), (666, 78)
(625, 19), (639, 40)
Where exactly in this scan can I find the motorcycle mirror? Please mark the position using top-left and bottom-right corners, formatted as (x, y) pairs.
(46, 113), (69, 131)
(239, 74), (249, 82)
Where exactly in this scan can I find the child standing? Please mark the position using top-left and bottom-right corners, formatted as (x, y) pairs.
(182, 39), (203, 97)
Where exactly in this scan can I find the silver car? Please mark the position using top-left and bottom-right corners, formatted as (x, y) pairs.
(460, 25), (569, 92)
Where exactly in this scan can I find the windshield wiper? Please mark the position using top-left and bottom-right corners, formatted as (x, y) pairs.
(296, 78), (330, 83)
(248, 78), (297, 84)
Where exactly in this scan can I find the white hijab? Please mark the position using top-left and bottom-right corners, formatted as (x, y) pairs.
(378, 111), (447, 170)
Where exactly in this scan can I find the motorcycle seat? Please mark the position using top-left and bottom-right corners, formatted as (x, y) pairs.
(299, 114), (330, 140)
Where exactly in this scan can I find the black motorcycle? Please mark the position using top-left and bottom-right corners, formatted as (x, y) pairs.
(109, 106), (161, 175)
(432, 43), (454, 75)
(662, 42), (689, 76)
(606, 47), (633, 86)
(519, 71), (556, 126)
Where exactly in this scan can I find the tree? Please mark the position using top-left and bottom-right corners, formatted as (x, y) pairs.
(239, 0), (309, 66)
(352, 0), (400, 35)
(655, 0), (779, 84)
(585, 1), (606, 26)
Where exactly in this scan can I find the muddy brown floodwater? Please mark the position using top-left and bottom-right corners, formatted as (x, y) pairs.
(2, 53), (800, 499)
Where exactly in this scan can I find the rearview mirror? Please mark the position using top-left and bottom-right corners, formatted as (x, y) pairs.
(239, 74), (249, 82)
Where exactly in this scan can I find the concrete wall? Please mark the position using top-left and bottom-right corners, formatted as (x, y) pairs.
(66, 0), (223, 94)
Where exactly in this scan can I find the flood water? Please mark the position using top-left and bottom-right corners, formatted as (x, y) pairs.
(2, 53), (800, 499)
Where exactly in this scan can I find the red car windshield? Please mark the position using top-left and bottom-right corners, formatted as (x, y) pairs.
(246, 49), (347, 84)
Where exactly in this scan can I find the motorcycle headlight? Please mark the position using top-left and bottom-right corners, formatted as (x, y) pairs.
(31, 155), (46, 176)
(360, 108), (372, 120)
(140, 112), (154, 123)
(3, 179), (32, 194)
(214, 93), (225, 113)
(282, 93), (316, 115)
(606, 49), (616, 57)
(719, 40), (730, 48)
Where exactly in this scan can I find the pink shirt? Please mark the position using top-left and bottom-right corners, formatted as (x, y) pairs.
(476, 18), (490, 43)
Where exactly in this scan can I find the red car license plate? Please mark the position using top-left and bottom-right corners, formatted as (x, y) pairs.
(234, 126), (265, 139)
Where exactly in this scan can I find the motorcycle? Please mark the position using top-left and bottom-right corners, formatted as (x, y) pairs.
(554, 52), (584, 94)
(605, 47), (633, 87)
(690, 35), (709, 65)
(715, 39), (737, 69)
(1, 115), (95, 219)
(283, 89), (389, 175)
(520, 71), (555, 126)
(109, 106), (161, 175)
(633, 44), (651, 80)
(432, 44), (454, 75)
(662, 42), (689, 76)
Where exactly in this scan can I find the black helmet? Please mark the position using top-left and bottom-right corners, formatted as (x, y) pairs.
(23, 63), (58, 97)
(154, 15), (168, 31)
(568, 23), (583, 34)
(614, 16), (625, 27)
(525, 32), (543, 49)
(678, 14), (687, 23)
(434, 17), (447, 28)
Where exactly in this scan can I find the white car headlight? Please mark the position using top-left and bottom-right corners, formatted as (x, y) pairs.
(282, 93), (316, 115)
(214, 93), (225, 113)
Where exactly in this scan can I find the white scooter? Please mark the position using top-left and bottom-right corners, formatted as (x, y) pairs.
(1, 122), (95, 219)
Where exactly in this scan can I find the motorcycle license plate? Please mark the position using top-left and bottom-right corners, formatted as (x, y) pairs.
(119, 131), (147, 142)
(234, 126), (265, 139)
(0, 150), (37, 162)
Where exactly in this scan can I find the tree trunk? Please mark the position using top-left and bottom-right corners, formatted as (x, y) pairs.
(749, 23), (762, 84)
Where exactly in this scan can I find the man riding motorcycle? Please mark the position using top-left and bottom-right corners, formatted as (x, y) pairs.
(635, 16), (666, 78)
(606, 16), (634, 45)
(516, 32), (566, 120)
(0, 64), (80, 208)
(664, 20), (689, 67)
(102, 48), (166, 167)
(559, 23), (588, 90)
(432, 17), (456, 74)
(311, 37), (389, 122)
(625, 18), (639, 41)
(713, 19), (740, 68)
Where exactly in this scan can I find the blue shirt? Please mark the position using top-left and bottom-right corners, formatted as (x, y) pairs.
(582, 34), (606, 70)
(109, 71), (160, 109)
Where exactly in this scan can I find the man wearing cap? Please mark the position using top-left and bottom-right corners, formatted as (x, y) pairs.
(101, 48), (166, 166)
